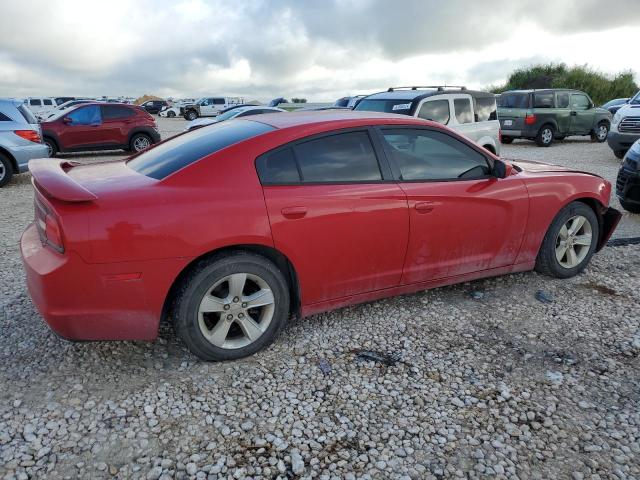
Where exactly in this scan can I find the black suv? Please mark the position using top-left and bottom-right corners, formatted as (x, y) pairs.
(497, 89), (612, 146)
(139, 100), (168, 114)
(616, 139), (640, 213)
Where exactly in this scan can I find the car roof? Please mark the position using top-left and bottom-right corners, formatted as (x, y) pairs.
(501, 89), (584, 94)
(246, 109), (434, 129)
(363, 88), (494, 102)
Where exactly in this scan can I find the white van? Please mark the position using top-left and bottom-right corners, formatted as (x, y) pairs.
(24, 97), (58, 115)
(354, 86), (501, 155)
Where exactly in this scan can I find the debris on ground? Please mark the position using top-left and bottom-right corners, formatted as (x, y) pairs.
(535, 290), (554, 304)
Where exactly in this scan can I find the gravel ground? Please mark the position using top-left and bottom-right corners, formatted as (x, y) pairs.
(1, 118), (639, 479)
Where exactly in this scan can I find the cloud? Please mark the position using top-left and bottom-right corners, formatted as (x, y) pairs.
(0, 0), (637, 100)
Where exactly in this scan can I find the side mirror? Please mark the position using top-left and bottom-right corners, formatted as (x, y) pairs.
(62, 117), (72, 124)
(493, 159), (511, 179)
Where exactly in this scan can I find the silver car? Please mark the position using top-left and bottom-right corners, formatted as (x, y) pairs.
(0, 98), (48, 187)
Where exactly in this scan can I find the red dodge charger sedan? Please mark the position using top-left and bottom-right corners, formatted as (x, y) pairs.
(21, 111), (620, 361)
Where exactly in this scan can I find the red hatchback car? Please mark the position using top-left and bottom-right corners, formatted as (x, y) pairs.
(21, 111), (620, 361)
(41, 103), (160, 157)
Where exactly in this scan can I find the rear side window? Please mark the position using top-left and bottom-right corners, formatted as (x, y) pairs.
(213, 98), (226, 105)
(29, 99), (42, 106)
(474, 96), (497, 122)
(418, 100), (450, 124)
(0, 112), (11, 121)
(128, 119), (274, 180)
(498, 93), (529, 109)
(533, 93), (554, 108)
(294, 131), (382, 183)
(102, 105), (134, 120)
(354, 99), (413, 114)
(256, 148), (300, 184)
(556, 92), (570, 108)
(454, 98), (473, 124)
(43, 99), (53, 106)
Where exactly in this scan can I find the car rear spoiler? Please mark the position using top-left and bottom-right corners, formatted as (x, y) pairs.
(29, 159), (97, 202)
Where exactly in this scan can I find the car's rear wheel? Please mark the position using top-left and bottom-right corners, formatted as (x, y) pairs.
(44, 138), (58, 157)
(535, 201), (599, 278)
(130, 133), (152, 152)
(500, 137), (514, 144)
(0, 153), (13, 188)
(591, 122), (609, 143)
(185, 110), (198, 121)
(167, 110), (176, 118)
(173, 252), (290, 361)
(535, 125), (554, 147)
(620, 199), (640, 214)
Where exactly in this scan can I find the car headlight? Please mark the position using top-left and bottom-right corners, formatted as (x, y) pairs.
(612, 111), (622, 125)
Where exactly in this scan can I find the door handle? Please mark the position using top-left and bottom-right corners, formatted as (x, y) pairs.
(415, 201), (437, 214)
(570, 111), (577, 116)
(281, 206), (307, 219)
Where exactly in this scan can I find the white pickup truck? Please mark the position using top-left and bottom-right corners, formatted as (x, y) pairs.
(181, 97), (244, 120)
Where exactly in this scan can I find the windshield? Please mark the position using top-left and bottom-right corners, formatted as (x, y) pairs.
(354, 99), (413, 114)
(215, 108), (245, 122)
(630, 91), (640, 105)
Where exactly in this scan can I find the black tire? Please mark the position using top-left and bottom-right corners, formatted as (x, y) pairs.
(129, 133), (152, 153)
(535, 201), (599, 279)
(620, 199), (640, 214)
(167, 110), (176, 118)
(500, 137), (514, 144)
(591, 122), (609, 143)
(0, 153), (14, 188)
(173, 252), (290, 361)
(185, 110), (198, 121)
(613, 150), (626, 160)
(44, 137), (58, 157)
(535, 124), (554, 147)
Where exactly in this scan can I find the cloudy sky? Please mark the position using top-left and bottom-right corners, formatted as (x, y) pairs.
(1, 0), (639, 102)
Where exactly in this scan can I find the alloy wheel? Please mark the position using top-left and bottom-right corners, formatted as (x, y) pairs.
(133, 136), (151, 152)
(597, 125), (608, 141)
(541, 128), (553, 145)
(0, 162), (5, 181)
(197, 273), (275, 349)
(555, 215), (593, 268)
(45, 141), (53, 157)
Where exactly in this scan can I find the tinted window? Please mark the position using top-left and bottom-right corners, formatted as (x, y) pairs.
(67, 105), (102, 125)
(128, 119), (274, 180)
(454, 98), (473, 124)
(571, 94), (591, 110)
(382, 129), (490, 181)
(102, 105), (134, 120)
(29, 99), (42, 106)
(294, 131), (382, 183)
(556, 92), (570, 108)
(498, 93), (529, 109)
(418, 100), (450, 124)
(213, 98), (226, 105)
(533, 92), (554, 108)
(474, 96), (497, 122)
(256, 147), (300, 184)
(43, 99), (53, 106)
(354, 99), (413, 114)
(0, 112), (11, 121)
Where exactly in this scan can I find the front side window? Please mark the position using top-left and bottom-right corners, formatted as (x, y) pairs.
(453, 98), (473, 124)
(381, 128), (490, 181)
(474, 96), (498, 122)
(29, 99), (42, 106)
(556, 92), (570, 108)
(533, 93), (554, 108)
(293, 131), (382, 183)
(67, 105), (102, 125)
(571, 94), (591, 110)
(418, 100), (450, 124)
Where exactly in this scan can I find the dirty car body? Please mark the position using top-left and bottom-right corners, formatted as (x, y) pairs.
(20, 111), (620, 359)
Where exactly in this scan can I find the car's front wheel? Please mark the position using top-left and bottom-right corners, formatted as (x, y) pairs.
(167, 110), (176, 118)
(535, 201), (599, 278)
(173, 252), (290, 361)
(535, 125), (554, 147)
(591, 122), (609, 143)
(185, 110), (198, 121)
(44, 138), (58, 157)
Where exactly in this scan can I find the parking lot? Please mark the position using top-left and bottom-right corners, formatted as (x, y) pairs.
(1, 117), (639, 479)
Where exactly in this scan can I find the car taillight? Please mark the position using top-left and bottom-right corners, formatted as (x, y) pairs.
(14, 130), (42, 143)
(35, 198), (64, 253)
(524, 114), (537, 125)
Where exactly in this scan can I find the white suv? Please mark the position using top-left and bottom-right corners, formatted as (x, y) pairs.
(608, 90), (640, 159)
(24, 97), (58, 115)
(354, 86), (501, 155)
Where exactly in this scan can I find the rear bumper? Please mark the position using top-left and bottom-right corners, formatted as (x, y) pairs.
(20, 223), (169, 341)
(608, 131), (640, 152)
(10, 144), (49, 173)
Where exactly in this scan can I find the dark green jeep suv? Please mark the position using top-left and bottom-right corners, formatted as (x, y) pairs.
(497, 89), (611, 147)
